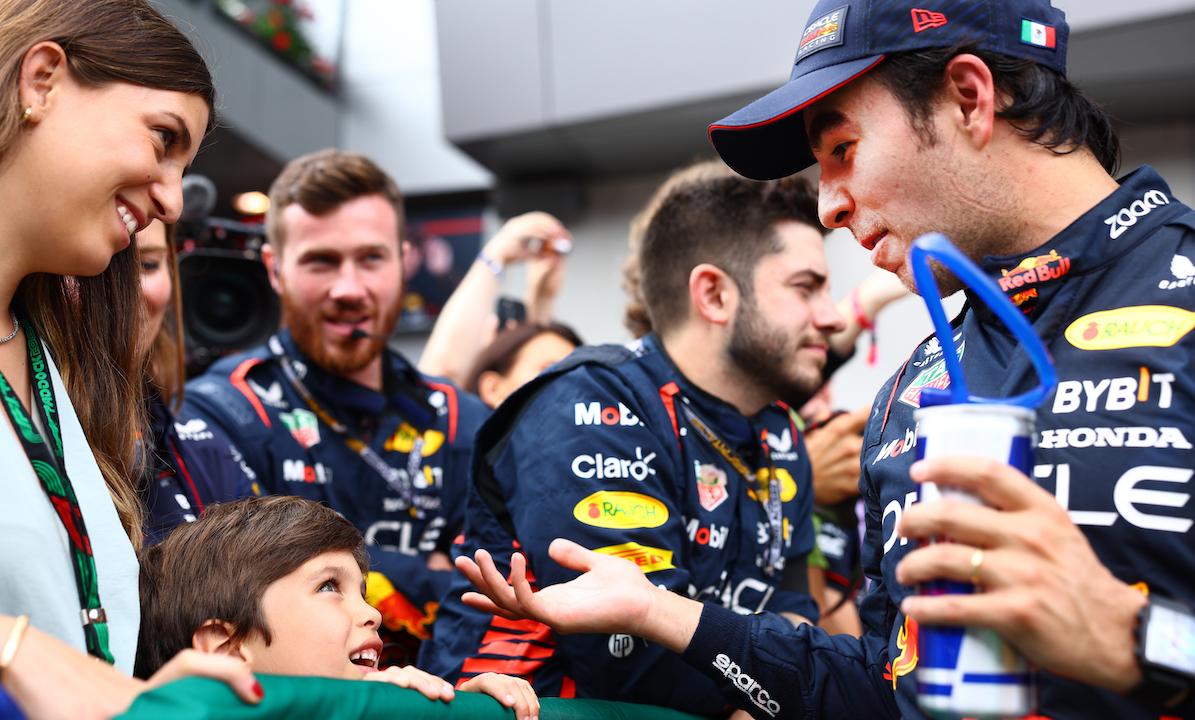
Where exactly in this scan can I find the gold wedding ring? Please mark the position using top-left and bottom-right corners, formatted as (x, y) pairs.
(969, 548), (985, 587)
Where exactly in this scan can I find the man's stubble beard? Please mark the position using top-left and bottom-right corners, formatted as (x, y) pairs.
(904, 128), (1027, 297)
(726, 293), (824, 410)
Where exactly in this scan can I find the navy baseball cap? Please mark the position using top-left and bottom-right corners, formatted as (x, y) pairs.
(709, 0), (1069, 180)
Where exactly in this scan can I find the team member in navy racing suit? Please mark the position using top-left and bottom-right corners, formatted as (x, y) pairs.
(454, 1), (1195, 718)
(420, 168), (840, 714)
(182, 150), (486, 657)
(142, 396), (260, 545)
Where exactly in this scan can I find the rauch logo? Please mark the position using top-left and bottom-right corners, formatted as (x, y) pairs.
(1065, 305), (1195, 351)
(572, 491), (668, 529)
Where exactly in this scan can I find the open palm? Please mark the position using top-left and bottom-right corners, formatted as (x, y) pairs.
(457, 538), (656, 637)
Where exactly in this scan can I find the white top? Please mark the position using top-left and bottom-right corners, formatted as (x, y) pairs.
(0, 343), (140, 673)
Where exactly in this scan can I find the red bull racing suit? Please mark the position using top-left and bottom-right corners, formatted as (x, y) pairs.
(677, 167), (1195, 719)
(419, 334), (819, 715)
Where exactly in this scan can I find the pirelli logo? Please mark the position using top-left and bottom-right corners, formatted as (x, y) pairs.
(594, 542), (675, 574)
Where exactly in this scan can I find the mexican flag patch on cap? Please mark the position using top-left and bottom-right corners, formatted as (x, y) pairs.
(1021, 19), (1056, 48)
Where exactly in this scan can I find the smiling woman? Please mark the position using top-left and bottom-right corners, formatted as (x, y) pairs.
(0, 1), (266, 717)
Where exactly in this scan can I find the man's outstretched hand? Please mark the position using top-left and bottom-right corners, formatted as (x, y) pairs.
(456, 538), (703, 653)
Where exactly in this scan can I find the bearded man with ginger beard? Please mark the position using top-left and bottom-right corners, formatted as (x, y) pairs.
(182, 149), (487, 664)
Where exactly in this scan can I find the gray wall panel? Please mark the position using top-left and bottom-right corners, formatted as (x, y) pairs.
(154, 0), (339, 162)
(436, 0), (547, 141)
(547, 0), (807, 124)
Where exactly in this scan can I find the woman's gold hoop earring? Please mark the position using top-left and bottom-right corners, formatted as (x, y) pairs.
(21, 107), (32, 123)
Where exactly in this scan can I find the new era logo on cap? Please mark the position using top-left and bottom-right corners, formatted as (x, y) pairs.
(1021, 18), (1056, 48)
(911, 8), (948, 33)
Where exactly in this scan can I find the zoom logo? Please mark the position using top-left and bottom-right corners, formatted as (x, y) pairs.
(1105, 190), (1169, 239)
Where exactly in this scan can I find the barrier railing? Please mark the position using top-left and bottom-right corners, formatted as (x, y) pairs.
(118, 676), (711, 720)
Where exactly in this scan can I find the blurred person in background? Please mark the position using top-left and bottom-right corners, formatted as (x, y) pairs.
(419, 211), (572, 387)
(135, 220), (259, 545)
(465, 322), (583, 410)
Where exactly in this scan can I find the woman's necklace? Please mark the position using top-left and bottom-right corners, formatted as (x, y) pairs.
(0, 311), (18, 345)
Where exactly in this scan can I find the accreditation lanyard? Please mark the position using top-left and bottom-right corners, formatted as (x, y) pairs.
(678, 403), (784, 575)
(269, 337), (424, 517)
(0, 323), (113, 663)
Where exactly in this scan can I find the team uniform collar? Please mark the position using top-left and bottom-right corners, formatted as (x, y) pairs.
(275, 329), (435, 427)
(972, 165), (1182, 322)
(640, 333), (762, 452)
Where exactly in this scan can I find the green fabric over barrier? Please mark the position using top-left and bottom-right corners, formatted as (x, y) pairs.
(118, 675), (711, 720)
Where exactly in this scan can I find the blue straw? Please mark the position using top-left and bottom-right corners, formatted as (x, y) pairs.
(908, 233), (1057, 408)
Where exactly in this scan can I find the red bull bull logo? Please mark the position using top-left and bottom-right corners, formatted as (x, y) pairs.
(884, 615), (919, 689)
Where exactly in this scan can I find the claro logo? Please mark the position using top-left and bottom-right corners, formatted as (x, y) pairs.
(712, 654), (780, 718)
(1105, 190), (1169, 239)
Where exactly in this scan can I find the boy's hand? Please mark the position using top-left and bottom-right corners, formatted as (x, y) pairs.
(364, 665), (455, 702)
(459, 672), (540, 720)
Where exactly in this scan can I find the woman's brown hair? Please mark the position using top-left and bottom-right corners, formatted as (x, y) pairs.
(1, 0), (217, 547)
(145, 224), (187, 412)
(465, 322), (583, 398)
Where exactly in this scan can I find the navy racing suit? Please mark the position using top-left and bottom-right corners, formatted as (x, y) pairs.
(678, 167), (1195, 719)
(182, 331), (487, 646)
(420, 335), (819, 715)
(141, 394), (260, 545)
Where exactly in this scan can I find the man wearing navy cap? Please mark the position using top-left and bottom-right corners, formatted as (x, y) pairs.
(456, 1), (1195, 717)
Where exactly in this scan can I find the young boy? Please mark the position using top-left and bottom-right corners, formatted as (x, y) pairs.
(136, 496), (538, 719)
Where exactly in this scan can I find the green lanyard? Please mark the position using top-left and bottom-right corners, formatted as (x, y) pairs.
(268, 336), (426, 518)
(0, 321), (113, 663)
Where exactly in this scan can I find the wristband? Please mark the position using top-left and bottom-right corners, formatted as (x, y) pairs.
(850, 288), (874, 330)
(475, 252), (504, 279)
(0, 615), (29, 680)
(851, 289), (879, 366)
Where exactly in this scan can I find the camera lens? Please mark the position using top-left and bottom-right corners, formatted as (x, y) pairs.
(179, 251), (280, 372)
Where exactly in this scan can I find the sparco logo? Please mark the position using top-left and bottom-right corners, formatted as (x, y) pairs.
(712, 654), (780, 717)
(1105, 190), (1169, 239)
(574, 401), (641, 427)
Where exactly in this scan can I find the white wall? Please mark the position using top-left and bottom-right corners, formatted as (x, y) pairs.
(338, 0), (492, 195)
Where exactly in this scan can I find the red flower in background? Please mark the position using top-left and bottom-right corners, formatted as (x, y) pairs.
(272, 31), (292, 52)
